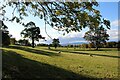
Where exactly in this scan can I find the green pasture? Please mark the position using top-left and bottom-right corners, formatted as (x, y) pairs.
(1, 45), (119, 79)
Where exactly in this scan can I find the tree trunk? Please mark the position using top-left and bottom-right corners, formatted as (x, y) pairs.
(32, 37), (34, 48)
(48, 45), (50, 49)
(96, 47), (98, 50)
(95, 42), (99, 50)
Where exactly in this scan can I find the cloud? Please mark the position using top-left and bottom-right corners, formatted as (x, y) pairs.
(111, 20), (120, 27)
(107, 29), (118, 41)
(108, 20), (119, 41)
(40, 31), (87, 44)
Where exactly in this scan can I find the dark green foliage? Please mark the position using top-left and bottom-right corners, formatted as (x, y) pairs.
(18, 39), (31, 46)
(21, 21), (45, 48)
(10, 38), (16, 45)
(80, 44), (89, 48)
(37, 43), (48, 47)
(2, 31), (10, 46)
(105, 42), (118, 48)
(0, 20), (10, 46)
(84, 26), (110, 50)
(52, 38), (60, 49)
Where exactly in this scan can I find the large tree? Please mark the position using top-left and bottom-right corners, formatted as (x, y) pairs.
(0, 1), (110, 34)
(21, 21), (45, 48)
(83, 26), (109, 50)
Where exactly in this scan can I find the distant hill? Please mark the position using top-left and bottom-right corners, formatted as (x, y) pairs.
(61, 42), (87, 46)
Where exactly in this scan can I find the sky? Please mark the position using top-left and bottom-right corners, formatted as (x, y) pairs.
(1, 1), (119, 45)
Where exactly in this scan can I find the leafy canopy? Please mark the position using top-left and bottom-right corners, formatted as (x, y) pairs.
(52, 38), (60, 48)
(21, 21), (45, 41)
(83, 26), (109, 50)
(21, 21), (45, 48)
(1, 1), (110, 34)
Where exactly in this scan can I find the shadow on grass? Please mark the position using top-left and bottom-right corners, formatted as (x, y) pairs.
(49, 49), (120, 59)
(7, 45), (60, 57)
(57, 48), (117, 51)
(2, 49), (98, 79)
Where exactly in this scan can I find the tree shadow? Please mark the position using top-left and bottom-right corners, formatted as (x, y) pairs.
(69, 51), (120, 59)
(2, 49), (99, 79)
(7, 46), (60, 57)
(49, 49), (120, 59)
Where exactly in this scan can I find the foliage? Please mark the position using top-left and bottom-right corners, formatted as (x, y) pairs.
(87, 43), (95, 48)
(80, 44), (88, 48)
(37, 43), (48, 47)
(63, 41), (118, 49)
(18, 39), (31, 46)
(10, 38), (16, 45)
(1, 1), (110, 34)
(2, 31), (10, 46)
(21, 21), (45, 48)
(0, 20), (10, 46)
(52, 38), (60, 48)
(83, 26), (109, 50)
(105, 42), (118, 48)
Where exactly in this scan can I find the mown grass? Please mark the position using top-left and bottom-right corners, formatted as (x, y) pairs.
(1, 45), (119, 79)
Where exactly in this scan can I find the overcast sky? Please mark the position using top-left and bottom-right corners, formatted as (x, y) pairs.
(2, 2), (119, 44)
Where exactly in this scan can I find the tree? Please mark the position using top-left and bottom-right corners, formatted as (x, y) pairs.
(52, 38), (60, 49)
(21, 21), (45, 48)
(10, 38), (16, 45)
(88, 43), (95, 49)
(84, 26), (109, 50)
(80, 44), (88, 48)
(105, 41), (117, 48)
(18, 39), (30, 46)
(1, 1), (110, 34)
(0, 20), (10, 46)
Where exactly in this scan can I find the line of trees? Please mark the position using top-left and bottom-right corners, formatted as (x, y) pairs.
(64, 41), (119, 49)
(17, 39), (31, 46)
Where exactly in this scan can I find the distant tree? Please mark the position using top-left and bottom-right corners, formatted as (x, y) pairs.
(52, 38), (60, 49)
(0, 20), (10, 46)
(80, 44), (88, 48)
(105, 42), (117, 48)
(88, 43), (95, 48)
(84, 26), (109, 50)
(18, 39), (24, 45)
(21, 21), (45, 48)
(37, 43), (48, 47)
(10, 38), (16, 45)
(118, 41), (120, 49)
(18, 39), (30, 46)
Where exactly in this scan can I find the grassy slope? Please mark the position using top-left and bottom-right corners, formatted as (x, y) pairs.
(2, 45), (119, 79)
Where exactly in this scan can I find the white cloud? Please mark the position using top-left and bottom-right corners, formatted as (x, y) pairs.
(111, 20), (120, 27)
(107, 29), (118, 41)
(41, 31), (87, 44)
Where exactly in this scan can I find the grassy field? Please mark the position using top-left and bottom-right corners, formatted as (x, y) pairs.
(1, 45), (119, 79)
